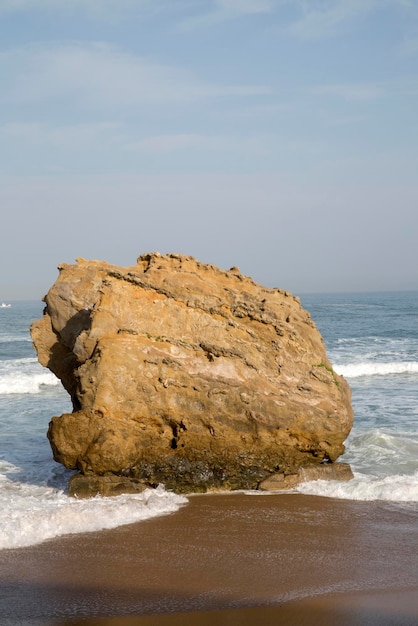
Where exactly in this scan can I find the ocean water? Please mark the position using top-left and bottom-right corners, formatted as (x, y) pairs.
(298, 291), (418, 503)
(0, 293), (417, 550)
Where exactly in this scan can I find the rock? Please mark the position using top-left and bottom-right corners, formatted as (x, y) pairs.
(31, 253), (354, 495)
(68, 473), (146, 498)
(258, 462), (354, 491)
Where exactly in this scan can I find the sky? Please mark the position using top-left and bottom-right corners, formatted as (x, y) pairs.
(0, 0), (417, 299)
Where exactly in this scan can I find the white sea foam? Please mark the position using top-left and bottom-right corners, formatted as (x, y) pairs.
(334, 361), (418, 378)
(296, 470), (418, 502)
(294, 426), (418, 503)
(0, 358), (60, 394)
(175, 426), (418, 502)
(345, 429), (418, 466)
(0, 335), (32, 343)
(0, 481), (187, 550)
(344, 430), (418, 475)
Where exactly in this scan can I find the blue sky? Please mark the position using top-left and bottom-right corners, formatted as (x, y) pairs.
(1, 0), (417, 298)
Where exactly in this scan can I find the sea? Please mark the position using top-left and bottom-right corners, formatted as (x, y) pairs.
(0, 292), (417, 551)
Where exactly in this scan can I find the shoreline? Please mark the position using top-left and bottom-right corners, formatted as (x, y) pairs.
(1, 493), (417, 625)
(71, 589), (418, 626)
(69, 589), (418, 626)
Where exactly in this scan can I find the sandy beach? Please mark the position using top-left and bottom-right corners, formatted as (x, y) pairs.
(1, 493), (417, 625)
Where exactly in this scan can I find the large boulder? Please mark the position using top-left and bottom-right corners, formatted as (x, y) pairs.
(31, 253), (353, 494)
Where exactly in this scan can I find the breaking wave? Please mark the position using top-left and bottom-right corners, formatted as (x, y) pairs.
(0, 358), (60, 395)
(0, 481), (187, 550)
(334, 361), (418, 378)
(296, 470), (418, 503)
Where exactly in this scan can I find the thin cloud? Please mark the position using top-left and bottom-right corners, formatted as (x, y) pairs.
(1, 0), (413, 37)
(0, 0), (214, 23)
(290, 0), (415, 40)
(310, 76), (418, 102)
(0, 0), (164, 18)
(0, 121), (121, 147)
(179, 0), (282, 28)
(325, 114), (368, 126)
(290, 0), (378, 39)
(309, 82), (385, 101)
(0, 42), (270, 110)
(173, 0), (416, 39)
(128, 133), (222, 153)
(215, 0), (279, 13)
(127, 132), (270, 155)
(400, 36), (418, 56)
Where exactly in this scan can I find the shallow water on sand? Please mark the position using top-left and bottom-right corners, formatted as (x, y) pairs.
(0, 494), (417, 624)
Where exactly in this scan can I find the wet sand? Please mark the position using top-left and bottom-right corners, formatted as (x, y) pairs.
(1, 493), (417, 625)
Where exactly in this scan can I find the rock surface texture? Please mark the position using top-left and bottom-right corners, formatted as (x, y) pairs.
(31, 253), (354, 495)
